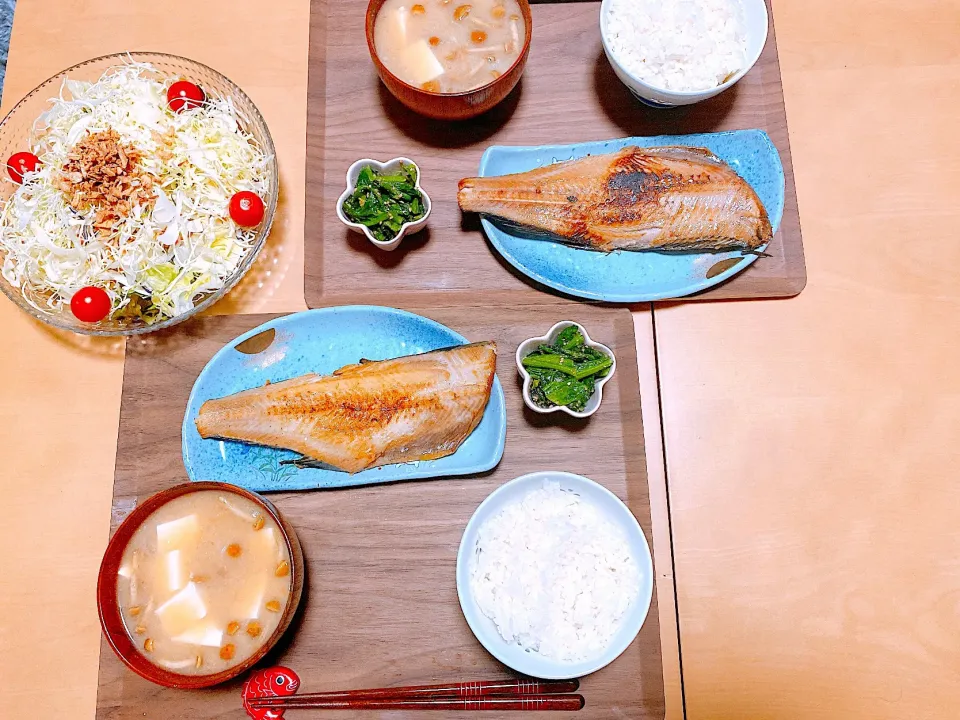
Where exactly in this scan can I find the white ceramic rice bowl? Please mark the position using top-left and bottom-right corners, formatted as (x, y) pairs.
(456, 471), (654, 679)
(599, 0), (769, 107)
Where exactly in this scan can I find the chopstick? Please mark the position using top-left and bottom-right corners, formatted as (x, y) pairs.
(249, 695), (585, 711)
(250, 678), (579, 705)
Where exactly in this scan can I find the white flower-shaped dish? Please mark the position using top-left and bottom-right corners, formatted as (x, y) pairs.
(516, 321), (617, 419)
(336, 157), (431, 251)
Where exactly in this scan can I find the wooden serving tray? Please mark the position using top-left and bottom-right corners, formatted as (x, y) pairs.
(96, 293), (667, 718)
(304, 0), (805, 306)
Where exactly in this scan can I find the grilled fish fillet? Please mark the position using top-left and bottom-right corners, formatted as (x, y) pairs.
(458, 146), (772, 252)
(195, 342), (497, 474)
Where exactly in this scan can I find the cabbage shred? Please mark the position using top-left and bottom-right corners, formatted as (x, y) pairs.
(0, 61), (271, 323)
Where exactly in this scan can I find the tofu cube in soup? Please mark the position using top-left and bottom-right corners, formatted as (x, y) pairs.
(374, 0), (526, 93)
(115, 491), (292, 675)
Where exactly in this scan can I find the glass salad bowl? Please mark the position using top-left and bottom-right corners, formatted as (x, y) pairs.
(0, 52), (278, 336)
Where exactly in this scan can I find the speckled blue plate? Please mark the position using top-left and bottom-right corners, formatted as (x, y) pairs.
(478, 130), (785, 302)
(182, 307), (506, 492)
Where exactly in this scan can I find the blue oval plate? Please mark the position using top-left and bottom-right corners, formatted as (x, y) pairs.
(182, 307), (507, 492)
(478, 130), (785, 302)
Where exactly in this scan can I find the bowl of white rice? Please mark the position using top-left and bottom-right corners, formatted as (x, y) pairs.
(600, 0), (769, 107)
(456, 471), (653, 679)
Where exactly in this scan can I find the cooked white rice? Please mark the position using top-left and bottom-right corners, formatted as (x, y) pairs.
(469, 480), (641, 663)
(604, 0), (748, 93)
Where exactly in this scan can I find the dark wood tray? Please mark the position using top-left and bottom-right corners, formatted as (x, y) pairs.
(96, 293), (667, 718)
(304, 0), (805, 306)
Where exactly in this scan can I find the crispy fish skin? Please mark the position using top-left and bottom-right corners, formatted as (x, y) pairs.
(458, 146), (772, 252)
(195, 341), (497, 474)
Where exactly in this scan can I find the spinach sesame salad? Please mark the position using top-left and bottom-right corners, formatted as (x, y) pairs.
(340, 163), (427, 243)
(521, 325), (614, 412)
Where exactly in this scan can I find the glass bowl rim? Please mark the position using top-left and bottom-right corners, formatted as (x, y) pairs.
(0, 51), (279, 336)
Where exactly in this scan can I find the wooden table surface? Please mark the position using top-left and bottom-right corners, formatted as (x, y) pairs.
(0, 1), (957, 719)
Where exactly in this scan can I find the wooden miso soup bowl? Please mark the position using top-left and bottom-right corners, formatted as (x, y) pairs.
(97, 482), (305, 689)
(365, 0), (533, 121)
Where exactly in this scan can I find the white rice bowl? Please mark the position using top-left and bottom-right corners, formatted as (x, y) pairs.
(600, 0), (769, 105)
(456, 471), (654, 679)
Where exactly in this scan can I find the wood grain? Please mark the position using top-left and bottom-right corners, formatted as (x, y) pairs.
(0, 2), (310, 719)
(633, 308), (684, 720)
(97, 294), (667, 719)
(652, 0), (960, 718)
(5, 0), (960, 717)
(304, 0), (805, 306)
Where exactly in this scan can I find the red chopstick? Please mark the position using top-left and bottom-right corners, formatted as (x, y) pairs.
(250, 678), (579, 706)
(250, 694), (585, 711)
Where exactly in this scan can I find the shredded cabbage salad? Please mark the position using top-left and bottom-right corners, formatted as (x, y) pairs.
(0, 61), (271, 324)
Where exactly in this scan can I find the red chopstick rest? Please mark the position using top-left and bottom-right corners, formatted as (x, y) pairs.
(243, 667), (301, 719)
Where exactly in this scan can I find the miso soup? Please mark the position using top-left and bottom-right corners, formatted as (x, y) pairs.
(374, 0), (526, 93)
(116, 490), (292, 676)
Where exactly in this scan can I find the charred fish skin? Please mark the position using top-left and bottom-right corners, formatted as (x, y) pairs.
(458, 146), (773, 253)
(195, 342), (497, 474)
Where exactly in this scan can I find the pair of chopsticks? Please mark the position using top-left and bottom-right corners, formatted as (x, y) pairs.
(249, 678), (584, 712)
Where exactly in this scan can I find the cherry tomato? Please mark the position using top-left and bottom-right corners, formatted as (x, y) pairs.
(229, 191), (265, 227)
(7, 151), (41, 183)
(70, 286), (112, 323)
(167, 80), (205, 112)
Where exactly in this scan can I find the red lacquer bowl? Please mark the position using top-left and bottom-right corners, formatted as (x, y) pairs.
(365, 0), (533, 121)
(97, 482), (305, 689)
